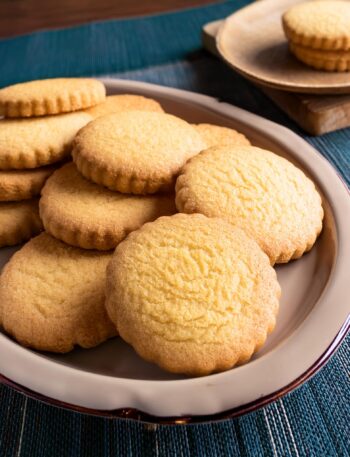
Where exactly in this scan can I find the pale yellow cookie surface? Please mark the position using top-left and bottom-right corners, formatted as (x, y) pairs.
(283, 1), (350, 51)
(106, 213), (280, 376)
(73, 111), (206, 194)
(85, 94), (164, 118)
(290, 42), (350, 72)
(0, 233), (116, 352)
(40, 163), (176, 250)
(0, 199), (42, 248)
(0, 112), (91, 169)
(176, 146), (324, 264)
(194, 123), (250, 147)
(0, 78), (106, 118)
(0, 164), (56, 201)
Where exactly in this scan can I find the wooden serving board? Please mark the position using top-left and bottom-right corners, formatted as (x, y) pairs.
(203, 20), (350, 136)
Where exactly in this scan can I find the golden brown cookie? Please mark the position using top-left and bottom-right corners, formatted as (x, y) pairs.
(0, 78), (106, 117)
(40, 163), (177, 250)
(176, 145), (323, 265)
(283, 1), (350, 51)
(0, 199), (42, 248)
(85, 94), (164, 118)
(0, 112), (91, 169)
(72, 111), (206, 194)
(106, 213), (280, 376)
(0, 233), (116, 352)
(290, 42), (350, 72)
(194, 123), (250, 147)
(0, 164), (56, 201)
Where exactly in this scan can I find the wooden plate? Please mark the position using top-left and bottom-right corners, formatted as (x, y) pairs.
(0, 79), (349, 423)
(217, 0), (350, 94)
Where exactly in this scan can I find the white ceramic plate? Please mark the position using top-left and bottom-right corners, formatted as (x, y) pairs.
(0, 79), (349, 423)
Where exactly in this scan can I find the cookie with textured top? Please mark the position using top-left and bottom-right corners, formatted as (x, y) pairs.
(194, 123), (250, 147)
(72, 111), (206, 194)
(0, 78), (106, 117)
(283, 1), (350, 51)
(0, 112), (91, 169)
(0, 164), (56, 201)
(85, 94), (164, 118)
(106, 213), (280, 376)
(176, 145), (323, 264)
(290, 42), (350, 72)
(0, 199), (42, 248)
(40, 162), (176, 250)
(0, 233), (116, 352)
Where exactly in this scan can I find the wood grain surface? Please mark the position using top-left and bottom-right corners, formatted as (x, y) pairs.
(0, 0), (217, 38)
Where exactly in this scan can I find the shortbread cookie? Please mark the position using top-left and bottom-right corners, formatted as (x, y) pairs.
(106, 213), (280, 376)
(0, 199), (42, 248)
(194, 124), (250, 147)
(0, 233), (116, 352)
(283, 1), (350, 51)
(40, 163), (176, 250)
(290, 42), (350, 72)
(0, 113), (91, 169)
(85, 94), (164, 118)
(0, 165), (56, 201)
(73, 111), (206, 194)
(176, 146), (323, 264)
(0, 78), (106, 118)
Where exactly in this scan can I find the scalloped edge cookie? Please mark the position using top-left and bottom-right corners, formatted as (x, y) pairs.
(290, 42), (350, 72)
(0, 164), (56, 201)
(40, 163), (176, 250)
(106, 213), (280, 376)
(0, 199), (42, 248)
(0, 78), (106, 118)
(0, 112), (92, 169)
(282, 1), (350, 51)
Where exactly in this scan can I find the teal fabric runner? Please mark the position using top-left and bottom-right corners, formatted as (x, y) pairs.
(0, 1), (349, 456)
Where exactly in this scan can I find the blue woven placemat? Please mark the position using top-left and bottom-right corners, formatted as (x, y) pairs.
(0, 1), (349, 456)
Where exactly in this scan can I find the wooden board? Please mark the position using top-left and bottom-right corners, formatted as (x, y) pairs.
(203, 20), (350, 136)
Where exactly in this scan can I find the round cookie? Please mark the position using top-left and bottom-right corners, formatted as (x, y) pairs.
(282, 1), (350, 51)
(0, 199), (42, 248)
(176, 145), (324, 265)
(40, 163), (177, 250)
(290, 42), (350, 72)
(106, 213), (280, 376)
(194, 123), (250, 147)
(0, 164), (56, 201)
(0, 78), (106, 118)
(85, 94), (164, 118)
(0, 233), (116, 352)
(72, 111), (206, 194)
(0, 112), (91, 169)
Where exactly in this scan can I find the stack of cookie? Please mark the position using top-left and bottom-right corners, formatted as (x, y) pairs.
(0, 77), (324, 376)
(283, 1), (350, 72)
(0, 78), (106, 248)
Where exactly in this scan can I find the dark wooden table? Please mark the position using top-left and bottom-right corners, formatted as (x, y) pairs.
(0, 0), (218, 38)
